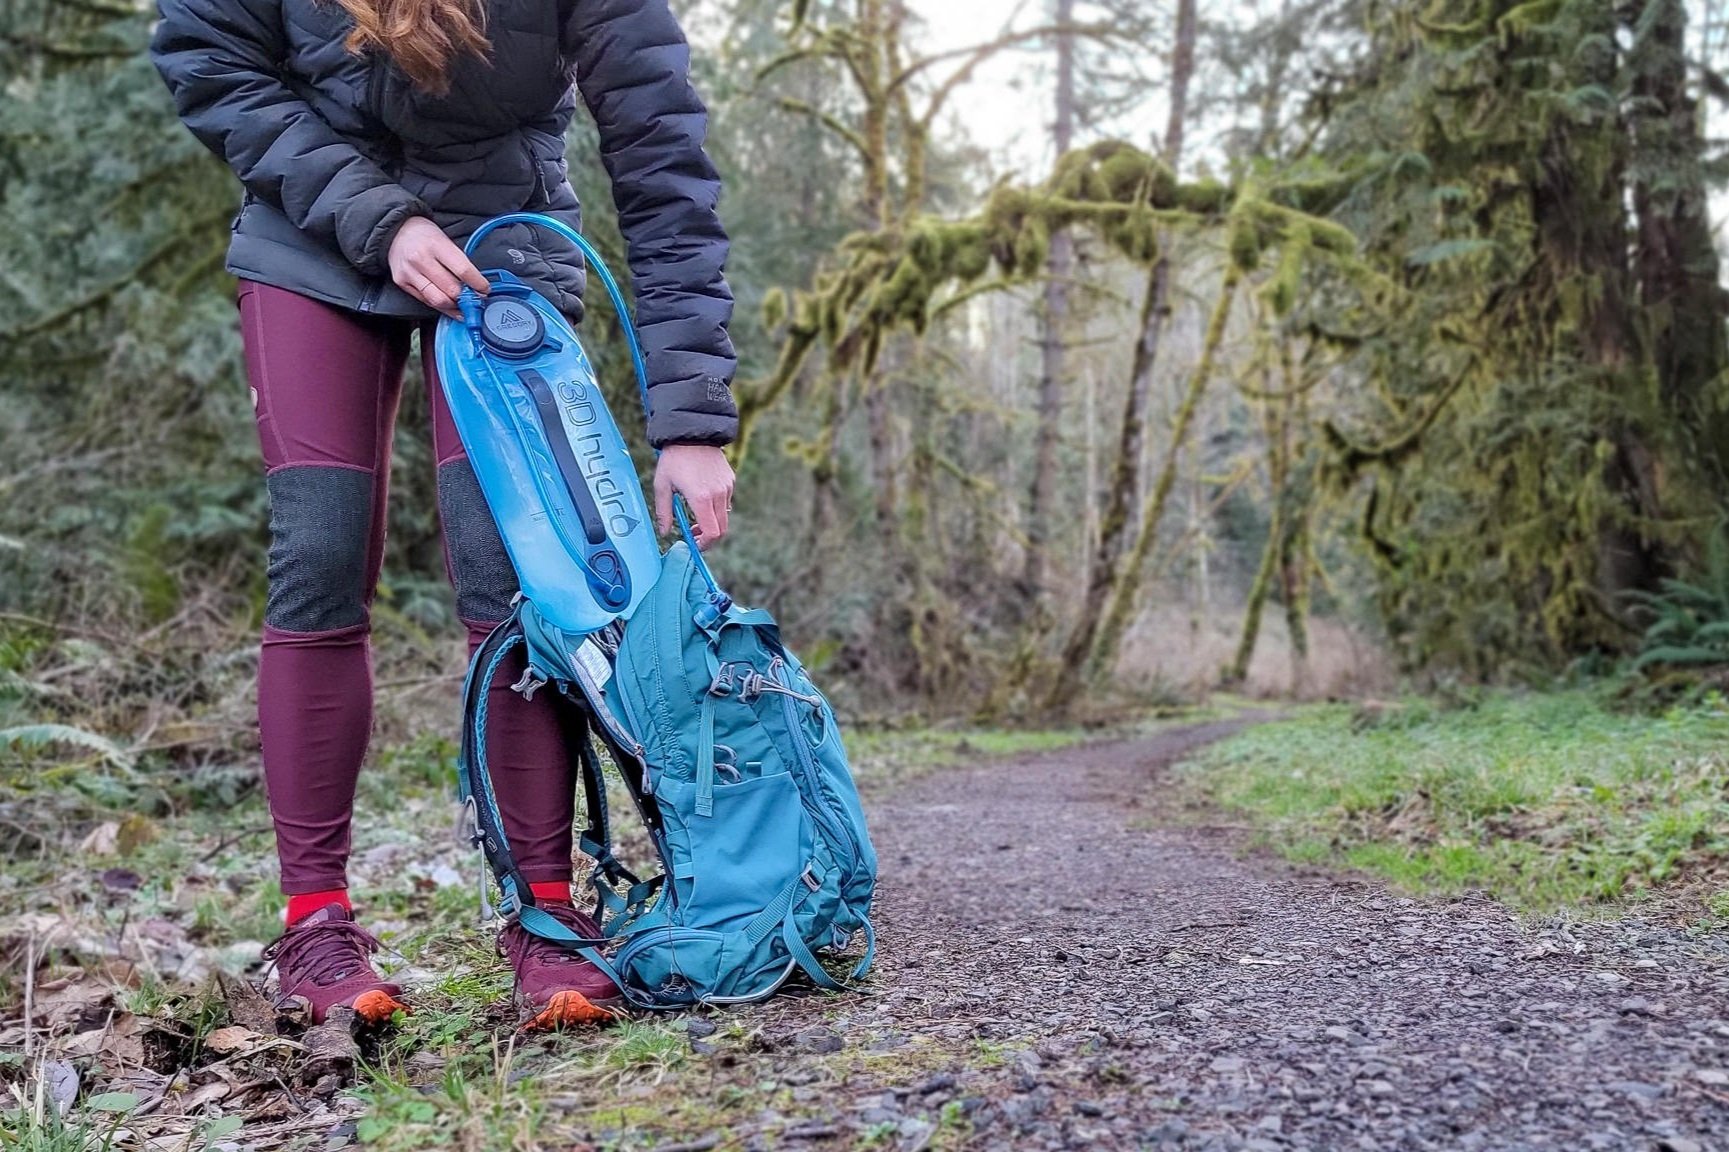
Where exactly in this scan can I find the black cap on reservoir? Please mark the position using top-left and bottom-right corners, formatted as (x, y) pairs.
(480, 297), (546, 357)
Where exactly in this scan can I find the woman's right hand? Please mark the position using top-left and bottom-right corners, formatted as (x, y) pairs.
(388, 216), (489, 318)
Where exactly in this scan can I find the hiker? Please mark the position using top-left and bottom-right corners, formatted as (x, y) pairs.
(149, 0), (739, 1030)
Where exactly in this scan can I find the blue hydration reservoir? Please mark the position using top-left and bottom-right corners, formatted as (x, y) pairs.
(433, 213), (717, 634)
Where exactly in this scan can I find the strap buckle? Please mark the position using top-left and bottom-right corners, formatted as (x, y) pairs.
(494, 880), (523, 924)
(510, 666), (548, 701)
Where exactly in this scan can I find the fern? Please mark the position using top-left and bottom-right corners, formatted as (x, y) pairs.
(1629, 528), (1729, 672)
(0, 724), (134, 770)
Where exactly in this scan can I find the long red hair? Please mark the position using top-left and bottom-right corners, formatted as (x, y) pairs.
(332, 0), (490, 94)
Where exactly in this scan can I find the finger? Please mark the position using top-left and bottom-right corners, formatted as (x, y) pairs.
(412, 264), (467, 319)
(654, 472), (673, 537)
(713, 488), (730, 539)
(419, 286), (459, 319)
(691, 492), (723, 549)
(444, 249), (490, 296)
(414, 258), (464, 305)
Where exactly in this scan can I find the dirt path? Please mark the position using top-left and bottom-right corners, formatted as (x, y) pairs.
(818, 720), (1729, 1151)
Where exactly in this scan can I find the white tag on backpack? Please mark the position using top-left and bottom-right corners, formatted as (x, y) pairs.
(573, 638), (613, 690)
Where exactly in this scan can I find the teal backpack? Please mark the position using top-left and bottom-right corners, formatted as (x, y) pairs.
(444, 214), (877, 1007)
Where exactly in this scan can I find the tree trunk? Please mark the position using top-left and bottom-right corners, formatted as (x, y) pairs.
(1083, 362), (1098, 567)
(1046, 0), (1198, 691)
(1187, 469), (1207, 635)
(1229, 350), (1292, 685)
(1085, 265), (1241, 686)
(1279, 493), (1312, 694)
(1627, 0), (1729, 497)
(1044, 264), (1237, 709)
(866, 369), (898, 533)
(1022, 0), (1077, 594)
(1230, 504), (1282, 686)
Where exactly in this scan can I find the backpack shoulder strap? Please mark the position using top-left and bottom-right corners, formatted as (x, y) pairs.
(458, 613), (537, 921)
(461, 612), (633, 917)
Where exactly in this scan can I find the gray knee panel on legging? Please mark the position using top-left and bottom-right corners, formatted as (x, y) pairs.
(437, 458), (518, 625)
(265, 466), (374, 633)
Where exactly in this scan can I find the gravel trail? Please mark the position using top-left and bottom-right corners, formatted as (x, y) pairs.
(821, 721), (1729, 1152)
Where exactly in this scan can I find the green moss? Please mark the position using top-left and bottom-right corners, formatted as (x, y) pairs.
(761, 285), (788, 329)
(1228, 211), (1264, 273)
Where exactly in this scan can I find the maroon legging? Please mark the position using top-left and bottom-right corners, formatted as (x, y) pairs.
(238, 281), (577, 895)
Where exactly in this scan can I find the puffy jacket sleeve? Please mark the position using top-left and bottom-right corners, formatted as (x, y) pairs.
(150, 0), (425, 276)
(564, 0), (739, 447)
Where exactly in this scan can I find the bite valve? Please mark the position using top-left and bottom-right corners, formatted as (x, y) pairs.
(459, 287), (487, 346)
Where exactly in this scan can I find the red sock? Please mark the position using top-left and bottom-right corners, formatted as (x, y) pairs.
(529, 881), (572, 905)
(285, 888), (351, 926)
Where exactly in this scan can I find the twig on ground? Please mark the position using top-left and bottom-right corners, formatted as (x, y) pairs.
(272, 1075), (307, 1114)
(199, 826), (272, 862)
(22, 934), (35, 1056)
(782, 1123), (841, 1139)
(0, 610), (142, 651)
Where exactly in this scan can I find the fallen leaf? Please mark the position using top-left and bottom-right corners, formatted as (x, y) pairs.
(202, 1026), (266, 1056)
(80, 822), (121, 856)
(244, 1094), (297, 1123)
(100, 868), (143, 894)
(215, 972), (277, 1037)
(176, 1079), (232, 1112)
(59, 1029), (111, 1058)
(0, 914), (114, 962)
(59, 1012), (153, 1072)
(147, 1130), (198, 1152)
(137, 919), (190, 949)
(43, 1060), (78, 1114)
(32, 972), (118, 1028)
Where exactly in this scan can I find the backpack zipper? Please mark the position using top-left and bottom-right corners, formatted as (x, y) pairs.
(771, 659), (859, 871)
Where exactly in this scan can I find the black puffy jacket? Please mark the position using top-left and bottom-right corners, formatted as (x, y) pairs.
(151, 0), (737, 446)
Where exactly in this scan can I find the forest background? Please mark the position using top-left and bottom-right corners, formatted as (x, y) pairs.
(4, 0), (1729, 831)
(7, 3), (1729, 1143)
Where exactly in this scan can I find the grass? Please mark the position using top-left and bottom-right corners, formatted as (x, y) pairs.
(3, 704), (1225, 1150)
(844, 702), (1225, 795)
(1181, 688), (1729, 919)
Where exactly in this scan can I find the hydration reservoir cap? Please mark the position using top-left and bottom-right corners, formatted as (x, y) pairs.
(479, 297), (546, 357)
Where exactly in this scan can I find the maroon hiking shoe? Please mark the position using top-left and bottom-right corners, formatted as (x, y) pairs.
(261, 904), (407, 1026)
(500, 902), (623, 1030)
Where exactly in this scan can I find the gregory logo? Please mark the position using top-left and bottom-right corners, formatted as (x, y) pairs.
(557, 379), (642, 538)
(495, 306), (534, 332)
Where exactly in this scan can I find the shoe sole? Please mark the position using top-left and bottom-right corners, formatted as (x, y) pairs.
(519, 990), (624, 1031)
(351, 988), (410, 1026)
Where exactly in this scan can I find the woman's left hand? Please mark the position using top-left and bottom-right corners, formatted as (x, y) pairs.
(654, 444), (734, 549)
